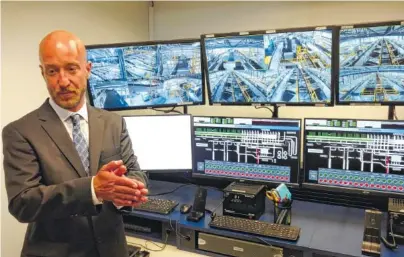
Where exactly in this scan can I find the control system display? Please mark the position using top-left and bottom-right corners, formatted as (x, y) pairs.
(304, 119), (404, 193)
(192, 116), (301, 184)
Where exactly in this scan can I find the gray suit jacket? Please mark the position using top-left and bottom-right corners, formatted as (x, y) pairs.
(2, 99), (148, 257)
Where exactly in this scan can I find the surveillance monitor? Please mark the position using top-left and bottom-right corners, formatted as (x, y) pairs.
(338, 20), (404, 104)
(202, 26), (335, 106)
(86, 39), (205, 110)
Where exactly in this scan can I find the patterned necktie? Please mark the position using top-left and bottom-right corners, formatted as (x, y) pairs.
(70, 114), (90, 176)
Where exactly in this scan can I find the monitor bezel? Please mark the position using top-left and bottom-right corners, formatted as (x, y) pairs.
(122, 113), (195, 173)
(336, 20), (404, 106)
(191, 115), (302, 188)
(200, 25), (337, 107)
(302, 117), (404, 197)
(85, 38), (206, 111)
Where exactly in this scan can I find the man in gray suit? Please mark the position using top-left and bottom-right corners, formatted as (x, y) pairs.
(2, 30), (149, 257)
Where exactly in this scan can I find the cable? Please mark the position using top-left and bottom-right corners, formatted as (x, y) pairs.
(144, 233), (169, 252)
(168, 217), (191, 241)
(381, 215), (397, 250)
(255, 236), (273, 247)
(128, 231), (169, 252)
(152, 106), (183, 114)
(148, 184), (192, 196)
(178, 175), (225, 193)
(205, 198), (225, 220)
(148, 182), (223, 197)
(254, 105), (280, 118)
(127, 242), (144, 252)
(254, 105), (274, 114)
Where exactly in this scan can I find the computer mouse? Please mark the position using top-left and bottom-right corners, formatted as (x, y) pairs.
(180, 204), (192, 214)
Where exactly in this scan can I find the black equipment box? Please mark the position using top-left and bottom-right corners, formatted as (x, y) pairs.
(387, 198), (404, 245)
(197, 232), (283, 257)
(223, 182), (266, 220)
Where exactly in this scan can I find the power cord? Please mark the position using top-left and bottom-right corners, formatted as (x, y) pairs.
(127, 230), (169, 252)
(180, 175), (225, 193)
(381, 215), (397, 250)
(254, 105), (274, 115)
(205, 198), (226, 220)
(255, 236), (273, 247)
(152, 106), (183, 114)
(168, 217), (191, 241)
(148, 184), (192, 196)
(254, 105), (280, 118)
(148, 182), (223, 197)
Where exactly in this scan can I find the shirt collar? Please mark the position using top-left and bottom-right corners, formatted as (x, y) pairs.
(49, 97), (88, 123)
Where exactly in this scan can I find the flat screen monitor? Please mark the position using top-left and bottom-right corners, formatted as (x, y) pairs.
(304, 118), (404, 196)
(202, 26), (334, 106)
(338, 21), (404, 104)
(192, 116), (301, 186)
(86, 39), (205, 110)
(123, 114), (193, 172)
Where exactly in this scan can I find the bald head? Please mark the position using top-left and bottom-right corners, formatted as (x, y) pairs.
(39, 30), (91, 112)
(39, 30), (87, 64)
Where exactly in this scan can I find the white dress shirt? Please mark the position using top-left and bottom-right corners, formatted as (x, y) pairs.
(49, 97), (102, 205)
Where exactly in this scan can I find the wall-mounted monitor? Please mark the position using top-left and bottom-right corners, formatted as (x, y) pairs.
(192, 116), (301, 186)
(303, 118), (404, 197)
(201, 26), (335, 106)
(123, 114), (193, 173)
(337, 21), (404, 105)
(86, 39), (205, 110)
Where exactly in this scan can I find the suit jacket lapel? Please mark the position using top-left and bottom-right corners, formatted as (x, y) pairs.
(38, 100), (88, 178)
(88, 105), (104, 176)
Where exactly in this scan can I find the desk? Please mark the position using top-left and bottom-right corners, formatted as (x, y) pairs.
(123, 180), (403, 257)
(126, 236), (206, 257)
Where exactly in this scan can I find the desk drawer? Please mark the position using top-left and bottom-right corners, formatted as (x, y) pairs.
(197, 232), (283, 257)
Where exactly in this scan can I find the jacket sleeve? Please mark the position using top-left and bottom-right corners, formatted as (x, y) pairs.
(119, 117), (149, 187)
(2, 123), (102, 223)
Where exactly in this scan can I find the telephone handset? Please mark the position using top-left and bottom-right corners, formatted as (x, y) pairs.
(362, 209), (397, 257)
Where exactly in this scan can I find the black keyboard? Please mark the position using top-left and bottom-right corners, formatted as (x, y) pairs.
(132, 198), (178, 215)
(209, 215), (301, 241)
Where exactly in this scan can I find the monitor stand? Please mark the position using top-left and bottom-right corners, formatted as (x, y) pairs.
(272, 105), (279, 118)
(388, 105), (396, 120)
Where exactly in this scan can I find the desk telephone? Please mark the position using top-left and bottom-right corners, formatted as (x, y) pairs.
(362, 198), (404, 256)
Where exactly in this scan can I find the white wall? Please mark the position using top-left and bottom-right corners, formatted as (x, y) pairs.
(0, 1), (149, 256)
(152, 1), (404, 119)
